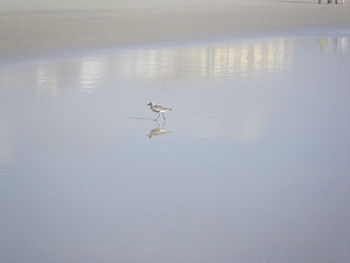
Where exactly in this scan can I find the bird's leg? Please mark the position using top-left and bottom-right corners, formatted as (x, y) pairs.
(162, 112), (166, 120)
(161, 121), (166, 129)
(154, 113), (160, 121)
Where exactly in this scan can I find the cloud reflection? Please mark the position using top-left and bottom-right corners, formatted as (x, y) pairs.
(80, 58), (106, 93)
(26, 36), (350, 100)
(33, 38), (294, 99)
(319, 37), (350, 53)
(37, 61), (59, 98)
(35, 58), (106, 98)
(116, 38), (292, 79)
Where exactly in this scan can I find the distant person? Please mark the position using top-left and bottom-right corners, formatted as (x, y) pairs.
(318, 0), (344, 3)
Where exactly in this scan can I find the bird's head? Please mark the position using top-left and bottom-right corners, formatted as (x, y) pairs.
(147, 102), (154, 106)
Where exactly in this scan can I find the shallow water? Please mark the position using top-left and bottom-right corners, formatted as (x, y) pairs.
(1, 35), (350, 263)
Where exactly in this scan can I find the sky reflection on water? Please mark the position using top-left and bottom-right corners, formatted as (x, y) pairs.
(0, 36), (350, 263)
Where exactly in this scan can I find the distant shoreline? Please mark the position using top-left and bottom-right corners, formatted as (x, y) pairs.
(1, 0), (349, 61)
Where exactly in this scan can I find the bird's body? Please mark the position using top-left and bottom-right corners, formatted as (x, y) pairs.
(147, 102), (172, 120)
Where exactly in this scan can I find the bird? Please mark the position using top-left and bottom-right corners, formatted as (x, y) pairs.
(147, 102), (172, 120)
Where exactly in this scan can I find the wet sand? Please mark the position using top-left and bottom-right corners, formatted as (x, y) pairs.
(1, 1), (350, 262)
(1, 0), (350, 60)
(1, 35), (350, 263)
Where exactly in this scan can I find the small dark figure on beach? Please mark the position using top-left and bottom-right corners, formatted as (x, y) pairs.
(318, 0), (344, 4)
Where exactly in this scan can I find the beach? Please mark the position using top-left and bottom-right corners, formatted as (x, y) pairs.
(1, 0), (350, 60)
(1, 1), (350, 263)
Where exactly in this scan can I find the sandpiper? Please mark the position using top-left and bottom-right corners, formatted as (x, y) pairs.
(147, 102), (172, 120)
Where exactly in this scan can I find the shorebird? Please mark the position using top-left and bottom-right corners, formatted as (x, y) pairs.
(147, 102), (172, 120)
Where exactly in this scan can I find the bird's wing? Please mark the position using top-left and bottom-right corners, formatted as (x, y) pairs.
(154, 105), (171, 111)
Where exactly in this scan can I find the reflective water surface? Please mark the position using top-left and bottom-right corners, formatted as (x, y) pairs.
(1, 36), (350, 263)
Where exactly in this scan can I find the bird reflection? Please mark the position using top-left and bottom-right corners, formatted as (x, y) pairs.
(148, 121), (171, 139)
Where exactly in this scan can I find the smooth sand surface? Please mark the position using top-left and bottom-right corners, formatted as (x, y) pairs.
(1, 35), (350, 263)
(1, 0), (350, 59)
